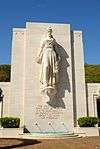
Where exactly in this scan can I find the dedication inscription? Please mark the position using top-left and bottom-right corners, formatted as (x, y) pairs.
(35, 105), (63, 119)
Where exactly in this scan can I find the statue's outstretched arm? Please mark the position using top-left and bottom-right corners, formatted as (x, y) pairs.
(36, 41), (45, 64)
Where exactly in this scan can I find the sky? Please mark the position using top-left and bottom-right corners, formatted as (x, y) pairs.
(0, 0), (100, 64)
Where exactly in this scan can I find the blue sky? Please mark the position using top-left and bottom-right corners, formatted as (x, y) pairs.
(0, 0), (100, 64)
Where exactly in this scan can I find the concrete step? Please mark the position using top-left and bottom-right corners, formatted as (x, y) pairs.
(20, 132), (80, 139)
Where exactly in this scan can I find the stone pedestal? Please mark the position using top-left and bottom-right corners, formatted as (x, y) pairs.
(24, 23), (74, 132)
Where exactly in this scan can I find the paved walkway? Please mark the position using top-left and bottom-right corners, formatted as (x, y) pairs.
(0, 137), (100, 149)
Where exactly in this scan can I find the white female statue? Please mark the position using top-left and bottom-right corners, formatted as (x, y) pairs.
(36, 27), (60, 96)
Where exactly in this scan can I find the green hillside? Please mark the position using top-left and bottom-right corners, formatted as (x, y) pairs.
(0, 65), (11, 82)
(0, 64), (100, 83)
(85, 64), (100, 83)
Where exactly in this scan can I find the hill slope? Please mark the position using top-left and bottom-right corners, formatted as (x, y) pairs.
(0, 64), (100, 83)
(85, 64), (100, 83)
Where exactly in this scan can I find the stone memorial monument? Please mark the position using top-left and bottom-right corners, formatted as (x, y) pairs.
(1, 22), (95, 135)
(10, 22), (76, 133)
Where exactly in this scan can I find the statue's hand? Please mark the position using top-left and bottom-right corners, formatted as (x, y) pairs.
(36, 57), (41, 64)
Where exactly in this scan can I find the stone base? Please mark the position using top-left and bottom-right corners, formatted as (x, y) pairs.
(0, 128), (23, 138)
(74, 127), (99, 136)
(21, 132), (79, 139)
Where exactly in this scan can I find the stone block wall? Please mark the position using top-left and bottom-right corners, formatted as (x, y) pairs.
(0, 82), (10, 117)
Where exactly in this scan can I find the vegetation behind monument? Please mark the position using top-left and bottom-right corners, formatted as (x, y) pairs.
(85, 64), (100, 83)
(0, 64), (100, 83)
(0, 65), (10, 82)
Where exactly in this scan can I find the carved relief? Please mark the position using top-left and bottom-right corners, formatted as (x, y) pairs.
(36, 27), (61, 97)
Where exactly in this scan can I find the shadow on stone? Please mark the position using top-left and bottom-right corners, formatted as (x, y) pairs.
(47, 43), (70, 109)
(47, 97), (66, 108)
(24, 126), (30, 133)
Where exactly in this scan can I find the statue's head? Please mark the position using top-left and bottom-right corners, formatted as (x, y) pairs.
(47, 26), (53, 37)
